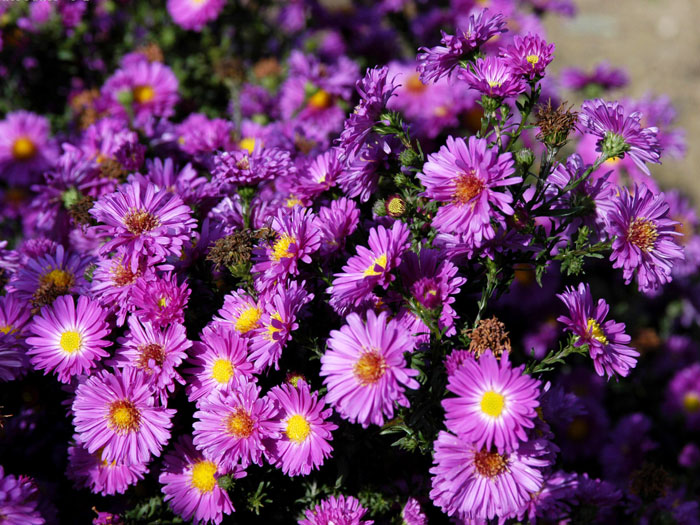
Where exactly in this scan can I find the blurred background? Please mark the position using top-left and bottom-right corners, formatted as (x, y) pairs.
(545, 0), (698, 202)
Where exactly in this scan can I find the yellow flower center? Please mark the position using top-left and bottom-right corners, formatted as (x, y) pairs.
(487, 80), (503, 88)
(605, 156), (622, 166)
(567, 417), (589, 441)
(190, 460), (218, 493)
(108, 400), (141, 434)
(454, 171), (485, 205)
(586, 318), (609, 345)
(683, 392), (700, 413)
(405, 73), (427, 94)
(285, 414), (311, 443)
(526, 54), (540, 66)
(363, 253), (388, 277)
(480, 391), (505, 417)
(286, 196), (303, 208)
(473, 449), (508, 478)
(308, 89), (333, 109)
(267, 312), (283, 340)
(132, 85), (155, 104)
(40, 268), (74, 289)
(272, 234), (296, 260)
(239, 137), (257, 154)
(387, 197), (406, 216)
(59, 331), (82, 354)
(0, 324), (13, 335)
(353, 349), (387, 385)
(227, 407), (255, 438)
(235, 305), (262, 334)
(513, 263), (535, 286)
(211, 358), (234, 384)
(11, 136), (37, 161)
(628, 217), (658, 252)
(434, 105), (449, 117)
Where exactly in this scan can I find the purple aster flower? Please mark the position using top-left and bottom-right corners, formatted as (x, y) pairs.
(0, 339), (24, 382)
(443, 350), (540, 453)
(0, 294), (31, 379)
(175, 113), (234, 156)
(135, 158), (212, 206)
(336, 138), (388, 203)
(574, 473), (622, 523)
(72, 367), (175, 465)
(0, 466), (44, 525)
(560, 61), (628, 92)
(577, 98), (661, 175)
(251, 207), (321, 287)
(430, 431), (551, 522)
(193, 380), (279, 469)
(90, 181), (196, 271)
(213, 289), (264, 337)
(167, 0), (225, 31)
(320, 310), (419, 428)
(417, 135), (519, 244)
(664, 189), (700, 278)
(517, 470), (577, 523)
(299, 495), (372, 525)
(600, 413), (656, 483)
(26, 295), (111, 384)
(266, 381), (337, 476)
(316, 197), (360, 257)
(460, 56), (526, 99)
(248, 280), (313, 371)
(130, 272), (191, 328)
(159, 435), (243, 525)
(212, 147), (295, 189)
(109, 317), (191, 404)
(291, 148), (342, 200)
(679, 443), (700, 468)
(417, 10), (507, 83)
(608, 185), (684, 292)
(91, 251), (151, 326)
(67, 438), (148, 495)
(500, 33), (555, 80)
(557, 282), (638, 379)
(329, 220), (411, 310)
(185, 323), (255, 406)
(401, 498), (427, 525)
(0, 110), (58, 186)
(631, 93), (686, 159)
(444, 349), (473, 377)
(666, 363), (700, 430)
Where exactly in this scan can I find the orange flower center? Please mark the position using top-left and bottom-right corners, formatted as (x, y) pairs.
(137, 343), (166, 372)
(12, 136), (37, 161)
(473, 449), (508, 478)
(123, 209), (160, 235)
(226, 407), (255, 438)
(353, 349), (387, 385)
(453, 172), (485, 205)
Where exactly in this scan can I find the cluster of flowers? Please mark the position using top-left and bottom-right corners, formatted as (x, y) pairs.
(0, 0), (699, 524)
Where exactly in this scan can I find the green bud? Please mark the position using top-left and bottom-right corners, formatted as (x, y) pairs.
(237, 186), (256, 203)
(116, 89), (134, 108)
(217, 474), (236, 492)
(399, 148), (420, 167)
(61, 187), (81, 209)
(480, 95), (501, 115)
(372, 199), (387, 217)
(515, 148), (535, 168)
(393, 172), (409, 187)
(601, 131), (630, 161)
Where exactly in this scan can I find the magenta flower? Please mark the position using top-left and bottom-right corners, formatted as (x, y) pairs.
(72, 367), (175, 465)
(500, 33), (555, 80)
(442, 351), (540, 453)
(193, 380), (279, 469)
(557, 282), (639, 379)
(460, 56), (526, 99)
(320, 310), (419, 428)
(316, 197), (360, 257)
(417, 135), (519, 245)
(167, 0), (225, 31)
(26, 295), (111, 384)
(213, 289), (264, 337)
(0, 110), (58, 186)
(329, 220), (411, 309)
(175, 113), (234, 156)
(67, 437), (148, 495)
(137, 157), (213, 205)
(0, 466), (44, 525)
(560, 61), (628, 91)
(212, 147), (295, 188)
(402, 498), (427, 525)
(90, 181), (196, 271)
(185, 323), (255, 405)
(130, 272), (191, 327)
(291, 148), (342, 200)
(159, 435), (243, 525)
(299, 495), (373, 525)
(608, 186), (684, 292)
(266, 382), (337, 476)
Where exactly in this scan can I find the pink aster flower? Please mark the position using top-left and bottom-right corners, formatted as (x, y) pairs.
(500, 33), (555, 80)
(0, 466), (44, 525)
(608, 185), (684, 292)
(0, 110), (58, 186)
(430, 431), (551, 522)
(72, 367), (175, 466)
(167, 0), (225, 31)
(266, 382), (337, 476)
(299, 495), (373, 525)
(329, 220), (411, 310)
(185, 323), (255, 405)
(320, 310), (419, 428)
(417, 135), (520, 245)
(130, 272), (191, 328)
(67, 437), (149, 495)
(159, 435), (243, 525)
(26, 295), (111, 384)
(442, 351), (540, 453)
(135, 157), (213, 206)
(291, 148), (342, 200)
(213, 289), (264, 337)
(109, 316), (191, 403)
(193, 380), (279, 469)
(557, 282), (638, 379)
(402, 498), (427, 525)
(90, 181), (196, 271)
(459, 56), (526, 99)
(175, 113), (234, 156)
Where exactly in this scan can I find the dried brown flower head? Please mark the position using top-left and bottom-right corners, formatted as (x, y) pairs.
(465, 316), (512, 358)
(535, 100), (578, 149)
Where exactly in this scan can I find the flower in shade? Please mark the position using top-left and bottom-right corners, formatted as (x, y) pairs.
(193, 380), (279, 469)
(185, 323), (255, 405)
(91, 250), (150, 326)
(577, 98), (661, 175)
(600, 413), (657, 483)
(460, 56), (526, 99)
(560, 61), (628, 92)
(401, 498), (427, 525)
(557, 282), (639, 379)
(329, 220), (411, 310)
(516, 470), (578, 523)
(67, 438), (149, 495)
(665, 189), (700, 278)
(336, 138), (388, 203)
(0, 110), (58, 186)
(608, 185), (684, 292)
(159, 435), (243, 525)
(0, 339), (24, 382)
(167, 0), (225, 31)
(213, 289), (264, 337)
(316, 197), (360, 257)
(320, 310), (419, 428)
(0, 466), (44, 525)
(72, 367), (175, 465)
(26, 295), (111, 384)
(442, 350), (540, 453)
(417, 135), (519, 245)
(90, 181), (196, 271)
(266, 382), (337, 476)
(430, 431), (550, 522)
(666, 363), (700, 430)
(109, 317), (191, 404)
(299, 495), (372, 525)
(500, 33), (555, 80)
(417, 10), (507, 83)
(574, 474), (622, 523)
(130, 272), (191, 328)
(0, 294), (32, 380)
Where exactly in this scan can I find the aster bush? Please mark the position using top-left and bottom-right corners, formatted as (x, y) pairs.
(1, 1), (699, 524)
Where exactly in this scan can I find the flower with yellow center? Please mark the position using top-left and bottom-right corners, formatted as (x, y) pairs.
(0, 324), (14, 336)
(285, 414), (311, 444)
(586, 318), (609, 345)
(526, 54), (540, 66)
(353, 349), (387, 386)
(405, 74), (427, 94)
(308, 89), (333, 109)
(363, 253), (387, 277)
(157, 296), (168, 308)
(627, 217), (658, 252)
(108, 399), (141, 434)
(453, 172), (485, 205)
(40, 268), (74, 289)
(60, 330), (82, 354)
(11, 136), (37, 161)
(683, 392), (700, 413)
(190, 460), (218, 493)
(272, 234), (296, 261)
(132, 85), (155, 104)
(266, 312), (283, 341)
(235, 305), (262, 334)
(211, 359), (234, 384)
(480, 390), (505, 418)
(239, 137), (257, 154)
(227, 407), (255, 438)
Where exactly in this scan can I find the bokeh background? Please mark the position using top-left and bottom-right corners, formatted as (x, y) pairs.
(544, 0), (699, 202)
